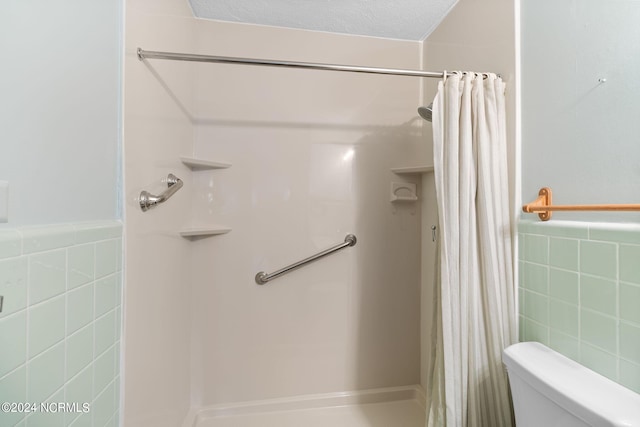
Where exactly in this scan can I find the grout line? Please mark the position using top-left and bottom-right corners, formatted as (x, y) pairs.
(63, 245), (69, 425)
(619, 317), (640, 329)
(94, 369), (118, 400)
(67, 318), (95, 340)
(619, 279), (640, 288)
(619, 355), (640, 368)
(578, 271), (617, 282)
(105, 412), (116, 427)
(579, 306), (618, 321)
(518, 231), (586, 239)
(27, 289), (70, 311)
(38, 378), (68, 407)
(66, 279), (95, 296)
(546, 294), (578, 308)
(616, 242), (620, 381)
(546, 235), (550, 344)
(92, 240), (97, 426)
(576, 234), (582, 362)
(538, 262), (578, 275)
(0, 362), (26, 383)
(66, 410), (82, 426)
(25, 245), (31, 403)
(16, 228), (24, 257)
(94, 306), (117, 324)
(0, 306), (28, 321)
(522, 258), (554, 268)
(65, 359), (93, 386)
(580, 340), (618, 359)
(94, 340), (118, 362)
(26, 336), (67, 365)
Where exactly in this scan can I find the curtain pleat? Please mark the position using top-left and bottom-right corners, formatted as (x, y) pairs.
(426, 72), (515, 427)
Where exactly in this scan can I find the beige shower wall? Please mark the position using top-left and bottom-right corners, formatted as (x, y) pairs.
(123, 0), (197, 426)
(189, 19), (427, 406)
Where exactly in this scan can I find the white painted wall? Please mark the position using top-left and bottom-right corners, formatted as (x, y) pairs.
(520, 0), (640, 222)
(0, 0), (121, 226)
(420, 0), (517, 389)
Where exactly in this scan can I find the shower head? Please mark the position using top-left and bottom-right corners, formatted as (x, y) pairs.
(418, 103), (433, 122)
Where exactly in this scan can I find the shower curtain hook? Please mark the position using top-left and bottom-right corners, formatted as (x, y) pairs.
(443, 70), (447, 83)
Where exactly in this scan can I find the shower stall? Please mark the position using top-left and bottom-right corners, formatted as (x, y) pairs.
(123, 2), (434, 426)
(121, 0), (516, 426)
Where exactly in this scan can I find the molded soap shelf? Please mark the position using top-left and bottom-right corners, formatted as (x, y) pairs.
(390, 182), (418, 202)
(179, 227), (231, 238)
(391, 165), (434, 174)
(181, 157), (231, 171)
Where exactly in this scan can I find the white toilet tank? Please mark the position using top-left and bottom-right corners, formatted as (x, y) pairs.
(503, 342), (640, 427)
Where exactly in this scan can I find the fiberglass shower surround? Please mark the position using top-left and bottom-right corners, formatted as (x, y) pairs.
(128, 41), (503, 427)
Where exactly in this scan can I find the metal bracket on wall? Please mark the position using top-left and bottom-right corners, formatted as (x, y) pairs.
(523, 187), (552, 221)
(0, 295), (4, 313)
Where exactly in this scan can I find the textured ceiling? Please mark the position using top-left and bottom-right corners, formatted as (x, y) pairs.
(188, 0), (458, 41)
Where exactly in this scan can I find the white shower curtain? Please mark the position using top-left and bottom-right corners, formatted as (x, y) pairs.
(426, 72), (516, 427)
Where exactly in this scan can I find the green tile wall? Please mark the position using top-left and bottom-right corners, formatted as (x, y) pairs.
(519, 220), (640, 394)
(0, 222), (122, 426)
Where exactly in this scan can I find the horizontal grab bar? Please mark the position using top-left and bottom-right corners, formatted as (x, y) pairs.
(139, 174), (183, 212)
(255, 234), (357, 285)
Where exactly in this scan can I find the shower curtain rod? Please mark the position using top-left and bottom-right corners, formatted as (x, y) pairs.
(137, 48), (452, 78)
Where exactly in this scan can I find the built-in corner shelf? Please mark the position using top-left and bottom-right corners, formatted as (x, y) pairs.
(391, 165), (434, 175)
(181, 156), (232, 171)
(179, 227), (232, 238)
(179, 157), (232, 239)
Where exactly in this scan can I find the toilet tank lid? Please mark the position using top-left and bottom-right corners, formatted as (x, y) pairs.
(503, 342), (640, 427)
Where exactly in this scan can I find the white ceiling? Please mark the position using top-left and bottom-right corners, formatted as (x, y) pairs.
(188, 0), (458, 41)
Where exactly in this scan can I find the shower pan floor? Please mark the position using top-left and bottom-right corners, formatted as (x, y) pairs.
(187, 386), (426, 427)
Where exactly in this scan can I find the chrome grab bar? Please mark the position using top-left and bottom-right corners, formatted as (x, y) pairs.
(139, 174), (183, 212)
(255, 234), (357, 285)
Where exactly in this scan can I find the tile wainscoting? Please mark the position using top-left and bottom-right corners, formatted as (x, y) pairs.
(518, 219), (640, 394)
(0, 221), (122, 426)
